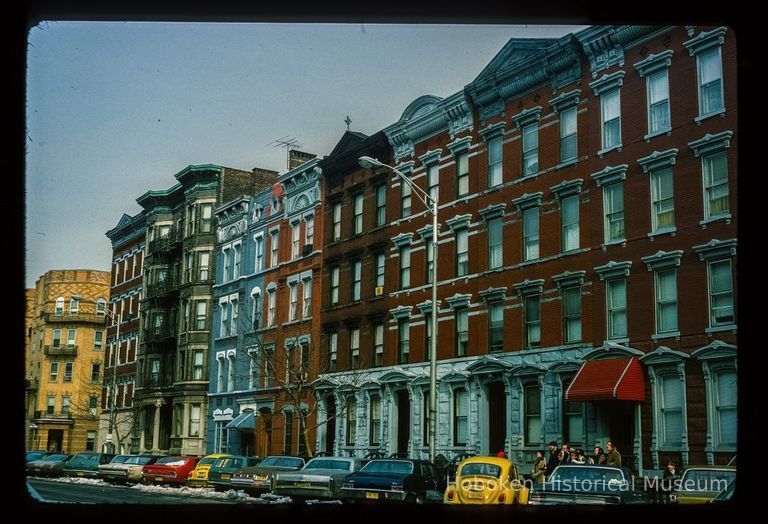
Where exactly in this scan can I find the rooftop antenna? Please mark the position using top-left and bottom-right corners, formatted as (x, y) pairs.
(267, 135), (302, 170)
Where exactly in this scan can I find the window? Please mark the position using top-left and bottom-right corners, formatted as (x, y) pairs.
(374, 323), (384, 367)
(291, 223), (300, 259)
(488, 218), (503, 270)
(67, 329), (76, 347)
(607, 279), (628, 339)
(524, 295), (541, 349)
(660, 374), (684, 447)
(228, 354), (236, 391)
(428, 163), (440, 203)
(52, 329), (61, 348)
(299, 342), (309, 379)
(195, 300), (207, 330)
(289, 283), (298, 321)
(454, 389), (468, 446)
(96, 299), (106, 316)
(330, 266), (339, 305)
(455, 308), (468, 357)
(47, 395), (55, 415)
(456, 229), (468, 276)
(70, 297), (80, 313)
(376, 185), (387, 227)
(351, 260), (361, 302)
(174, 404), (184, 436)
(185, 251), (194, 283)
(401, 180), (412, 218)
(489, 302), (504, 353)
(64, 362), (74, 382)
(422, 391), (431, 446)
(149, 359), (160, 385)
(332, 203), (342, 240)
(698, 48), (724, 116)
(249, 350), (259, 389)
(647, 70), (670, 133)
(703, 152), (729, 218)
(524, 384), (542, 446)
(55, 297), (64, 315)
(601, 89), (621, 150)
(197, 251), (210, 281)
(522, 124), (539, 176)
(655, 269), (678, 334)
(375, 253), (385, 289)
(425, 239), (434, 284)
(62, 395), (71, 415)
(231, 247), (240, 279)
(715, 370), (737, 446)
(88, 396), (98, 416)
(651, 168), (675, 231)
(192, 349), (204, 380)
(562, 195), (579, 252)
(560, 107), (578, 162)
(424, 313), (432, 361)
(255, 236), (264, 272)
(267, 290), (276, 327)
(398, 320), (410, 364)
(49, 361), (59, 382)
(369, 395), (381, 446)
(220, 301), (229, 337)
(329, 332), (338, 372)
(189, 404), (201, 437)
(488, 137), (502, 188)
(399, 246), (411, 289)
(353, 194), (363, 235)
(263, 347), (275, 387)
(270, 230), (279, 267)
(201, 203), (213, 233)
(523, 207), (539, 261)
(298, 412), (306, 456)
(603, 182), (625, 242)
(456, 153), (469, 197)
(91, 362), (101, 382)
(303, 280), (312, 317)
(94, 330), (103, 351)
(708, 260), (735, 326)
(230, 298), (238, 335)
(563, 287), (582, 343)
(305, 216), (314, 247)
(346, 397), (357, 446)
(350, 328), (360, 368)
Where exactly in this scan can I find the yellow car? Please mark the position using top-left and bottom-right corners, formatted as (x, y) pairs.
(444, 456), (529, 505)
(670, 466), (736, 504)
(186, 453), (235, 488)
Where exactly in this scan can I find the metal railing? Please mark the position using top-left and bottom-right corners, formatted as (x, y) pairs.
(44, 313), (107, 324)
(44, 345), (78, 357)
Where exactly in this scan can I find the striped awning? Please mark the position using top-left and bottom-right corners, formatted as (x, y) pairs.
(226, 411), (255, 430)
(565, 357), (645, 401)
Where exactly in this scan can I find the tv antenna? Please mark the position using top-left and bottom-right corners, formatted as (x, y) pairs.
(267, 135), (302, 170)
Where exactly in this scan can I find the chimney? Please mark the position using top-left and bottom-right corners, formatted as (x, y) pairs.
(288, 149), (317, 170)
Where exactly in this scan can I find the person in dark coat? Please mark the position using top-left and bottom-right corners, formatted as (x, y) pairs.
(545, 441), (560, 477)
(530, 450), (547, 485)
(605, 441), (622, 467)
(588, 446), (605, 464)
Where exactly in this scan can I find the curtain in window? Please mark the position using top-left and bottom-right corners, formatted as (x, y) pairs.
(662, 375), (683, 446)
(608, 279), (627, 338)
(652, 169), (675, 229)
(601, 90), (621, 148)
(700, 50), (723, 114)
(717, 370), (737, 445)
(656, 270), (678, 333)
(710, 261), (734, 325)
(648, 71), (670, 132)
(562, 196), (579, 251)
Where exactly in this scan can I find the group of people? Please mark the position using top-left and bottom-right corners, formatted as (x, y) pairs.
(529, 441), (623, 484)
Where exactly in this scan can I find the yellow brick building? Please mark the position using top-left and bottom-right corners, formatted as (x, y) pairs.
(28, 269), (110, 453)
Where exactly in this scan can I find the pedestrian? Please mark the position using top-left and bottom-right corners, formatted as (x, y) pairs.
(662, 460), (681, 503)
(545, 441), (560, 477)
(530, 450), (547, 485)
(588, 446), (605, 465)
(559, 443), (571, 465)
(571, 449), (585, 464)
(605, 441), (622, 467)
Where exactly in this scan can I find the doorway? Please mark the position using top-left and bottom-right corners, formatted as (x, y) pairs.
(257, 408), (273, 457)
(487, 381), (506, 455)
(47, 429), (63, 452)
(596, 401), (636, 471)
(325, 396), (336, 455)
(396, 389), (410, 457)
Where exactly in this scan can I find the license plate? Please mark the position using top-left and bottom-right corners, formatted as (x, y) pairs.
(156, 476), (164, 481)
(295, 482), (310, 488)
(222, 474), (231, 480)
(365, 492), (379, 499)
(77, 472), (84, 477)
(467, 491), (483, 499)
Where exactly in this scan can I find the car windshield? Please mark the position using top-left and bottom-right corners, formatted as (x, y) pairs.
(460, 462), (502, 478)
(216, 457), (244, 468)
(199, 457), (224, 466)
(27, 452), (46, 460)
(549, 467), (625, 486)
(361, 460), (414, 474)
(156, 457), (190, 466)
(259, 457), (304, 468)
(124, 456), (154, 465)
(70, 454), (98, 463)
(43, 454), (68, 462)
(680, 470), (736, 491)
(110, 455), (132, 464)
(304, 459), (351, 471)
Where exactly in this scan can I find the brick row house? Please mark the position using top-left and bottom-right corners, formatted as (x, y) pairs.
(314, 25), (737, 474)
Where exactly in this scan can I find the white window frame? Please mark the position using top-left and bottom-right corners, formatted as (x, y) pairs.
(291, 222), (300, 259)
(654, 268), (678, 335)
(488, 217), (503, 269)
(456, 152), (469, 198)
(603, 182), (625, 243)
(523, 207), (540, 261)
(332, 203), (342, 240)
(267, 290), (276, 327)
(400, 246), (411, 289)
(650, 168), (675, 232)
(707, 259), (735, 328)
(561, 195), (580, 252)
(522, 124), (539, 177)
(560, 107), (578, 162)
(270, 230), (279, 267)
(600, 88), (622, 151)
(351, 260), (361, 302)
(702, 151), (729, 219)
(353, 194), (364, 235)
(456, 229), (469, 276)
(487, 137), (503, 188)
(647, 69), (671, 135)
(606, 278), (628, 340)
(697, 47), (724, 117)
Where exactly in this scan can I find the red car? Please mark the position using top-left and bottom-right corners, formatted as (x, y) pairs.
(142, 456), (201, 486)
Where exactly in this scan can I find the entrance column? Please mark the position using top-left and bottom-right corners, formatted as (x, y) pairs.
(151, 399), (162, 453)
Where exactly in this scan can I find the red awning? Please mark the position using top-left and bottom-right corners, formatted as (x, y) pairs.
(565, 357), (645, 401)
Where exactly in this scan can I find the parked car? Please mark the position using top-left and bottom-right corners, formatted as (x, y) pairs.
(26, 453), (72, 478)
(25, 451), (50, 463)
(230, 455), (305, 495)
(273, 456), (364, 502)
(527, 464), (652, 505)
(142, 456), (201, 486)
(340, 459), (445, 504)
(670, 466), (736, 504)
(97, 454), (163, 484)
(186, 453), (235, 488)
(208, 456), (262, 492)
(710, 479), (735, 503)
(443, 456), (529, 505)
(64, 452), (116, 478)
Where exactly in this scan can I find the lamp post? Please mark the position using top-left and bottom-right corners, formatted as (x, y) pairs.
(358, 156), (439, 463)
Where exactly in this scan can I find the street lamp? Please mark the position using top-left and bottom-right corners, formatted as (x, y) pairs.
(358, 156), (439, 463)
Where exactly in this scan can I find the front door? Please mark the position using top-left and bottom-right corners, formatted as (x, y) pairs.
(487, 381), (506, 455)
(596, 401), (635, 471)
(47, 429), (63, 452)
(396, 389), (410, 457)
(325, 396), (336, 455)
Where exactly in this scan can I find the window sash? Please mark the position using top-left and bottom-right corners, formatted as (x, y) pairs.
(376, 254), (385, 287)
(456, 309), (468, 356)
(560, 108), (578, 162)
(647, 70), (671, 132)
(352, 261), (361, 301)
(488, 218), (503, 269)
(488, 138), (503, 187)
(607, 279), (628, 339)
(399, 321), (410, 364)
(376, 185), (387, 226)
(604, 183), (625, 241)
(454, 390), (468, 445)
(562, 195), (580, 252)
(524, 296), (541, 348)
(329, 333), (338, 372)
(703, 152), (729, 217)
(699, 49), (724, 115)
(524, 385), (541, 446)
(716, 370), (737, 445)
(489, 303), (504, 352)
(428, 164), (440, 202)
(709, 260), (735, 326)
(522, 124), (539, 176)
(655, 269), (678, 333)
(651, 168), (675, 230)
(401, 182), (412, 217)
(563, 287), (582, 343)
(601, 90), (621, 149)
(456, 153), (469, 197)
(346, 399), (357, 445)
(267, 292), (276, 326)
(523, 207), (539, 261)
(400, 247), (411, 289)
(354, 195), (363, 234)
(456, 230), (469, 276)
(333, 203), (342, 240)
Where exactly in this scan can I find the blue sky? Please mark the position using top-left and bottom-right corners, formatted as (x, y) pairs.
(25, 22), (586, 288)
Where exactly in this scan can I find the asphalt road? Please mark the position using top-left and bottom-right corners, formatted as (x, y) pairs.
(27, 478), (252, 505)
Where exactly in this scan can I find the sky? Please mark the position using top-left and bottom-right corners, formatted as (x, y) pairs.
(25, 21), (587, 289)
